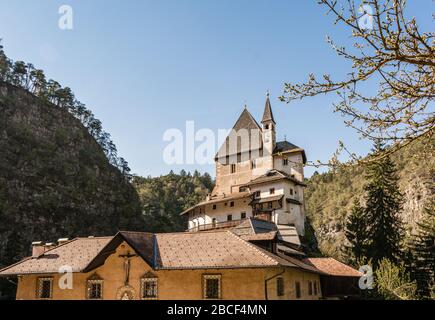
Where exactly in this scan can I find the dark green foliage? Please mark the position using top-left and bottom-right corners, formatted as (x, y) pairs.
(132, 170), (215, 232)
(364, 143), (404, 266)
(345, 199), (368, 264)
(305, 138), (433, 261)
(407, 201), (435, 298)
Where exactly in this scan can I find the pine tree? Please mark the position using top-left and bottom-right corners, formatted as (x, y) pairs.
(345, 199), (369, 264)
(407, 200), (435, 298)
(364, 142), (404, 266)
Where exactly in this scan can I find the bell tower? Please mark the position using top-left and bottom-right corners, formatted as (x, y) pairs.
(261, 92), (276, 157)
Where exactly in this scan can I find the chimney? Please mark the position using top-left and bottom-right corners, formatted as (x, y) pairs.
(44, 242), (56, 252)
(32, 241), (45, 257)
(57, 238), (69, 245)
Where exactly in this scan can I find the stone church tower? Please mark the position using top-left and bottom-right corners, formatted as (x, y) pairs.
(181, 93), (308, 244)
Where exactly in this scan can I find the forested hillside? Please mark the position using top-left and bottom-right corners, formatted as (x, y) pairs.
(132, 170), (214, 232)
(305, 139), (434, 260)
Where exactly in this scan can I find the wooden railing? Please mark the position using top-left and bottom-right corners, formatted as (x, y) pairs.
(188, 219), (245, 232)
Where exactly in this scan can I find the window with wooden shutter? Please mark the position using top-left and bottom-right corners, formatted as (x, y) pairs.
(308, 281), (313, 295)
(295, 281), (301, 299)
(277, 277), (284, 296)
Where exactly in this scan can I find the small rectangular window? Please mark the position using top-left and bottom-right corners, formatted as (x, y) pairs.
(295, 281), (301, 299)
(314, 281), (318, 295)
(269, 188), (275, 195)
(283, 158), (289, 166)
(231, 164), (236, 173)
(203, 275), (221, 299)
(142, 278), (158, 299)
(212, 204), (217, 210)
(251, 159), (257, 169)
(289, 189), (293, 195)
(308, 281), (313, 295)
(277, 277), (284, 297)
(87, 276), (104, 300)
(37, 278), (53, 299)
(268, 202), (273, 209)
(230, 201), (234, 207)
(227, 214), (232, 221)
(89, 283), (102, 299)
(254, 191), (261, 198)
(241, 212), (246, 219)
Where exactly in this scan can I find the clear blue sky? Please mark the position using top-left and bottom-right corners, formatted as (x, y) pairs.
(0, 0), (432, 177)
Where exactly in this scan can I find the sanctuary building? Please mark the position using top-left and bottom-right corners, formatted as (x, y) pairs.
(0, 94), (362, 300)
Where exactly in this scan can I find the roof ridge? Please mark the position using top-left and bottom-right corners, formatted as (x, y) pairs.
(35, 238), (80, 256)
(118, 231), (154, 236)
(157, 229), (230, 236)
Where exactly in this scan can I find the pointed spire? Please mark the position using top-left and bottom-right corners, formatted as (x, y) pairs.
(261, 91), (275, 124)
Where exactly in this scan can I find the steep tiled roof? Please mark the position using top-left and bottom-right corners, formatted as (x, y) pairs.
(303, 258), (363, 277)
(215, 108), (263, 160)
(0, 237), (112, 275)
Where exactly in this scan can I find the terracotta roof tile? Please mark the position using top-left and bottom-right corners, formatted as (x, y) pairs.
(155, 231), (280, 269)
(303, 258), (363, 277)
(0, 237), (112, 275)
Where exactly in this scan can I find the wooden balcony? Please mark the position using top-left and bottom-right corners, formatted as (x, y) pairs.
(187, 219), (245, 232)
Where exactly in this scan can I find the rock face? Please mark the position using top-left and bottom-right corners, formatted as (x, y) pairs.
(305, 138), (434, 260)
(0, 83), (144, 271)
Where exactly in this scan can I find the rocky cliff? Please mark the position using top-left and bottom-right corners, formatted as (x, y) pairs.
(0, 83), (144, 272)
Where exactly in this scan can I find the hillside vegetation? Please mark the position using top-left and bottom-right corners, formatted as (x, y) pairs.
(132, 170), (214, 232)
(0, 83), (145, 266)
(305, 139), (434, 260)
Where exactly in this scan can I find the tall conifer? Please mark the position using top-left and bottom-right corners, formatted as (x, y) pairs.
(364, 142), (404, 266)
(345, 199), (369, 264)
(408, 200), (435, 298)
